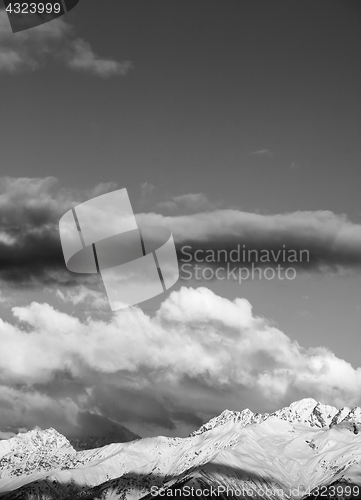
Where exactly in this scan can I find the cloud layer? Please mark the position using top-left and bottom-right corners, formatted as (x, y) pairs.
(139, 208), (361, 273)
(0, 177), (360, 287)
(0, 10), (132, 77)
(0, 286), (360, 438)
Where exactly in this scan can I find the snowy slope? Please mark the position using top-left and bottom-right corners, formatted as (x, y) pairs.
(1, 399), (361, 499)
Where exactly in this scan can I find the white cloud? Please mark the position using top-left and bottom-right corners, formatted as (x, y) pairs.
(0, 232), (16, 246)
(0, 287), (360, 413)
(0, 10), (132, 77)
(156, 193), (219, 213)
(66, 39), (132, 77)
(249, 149), (274, 156)
(0, 10), (69, 72)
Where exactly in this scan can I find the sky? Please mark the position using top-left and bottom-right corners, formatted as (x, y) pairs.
(0, 0), (360, 440)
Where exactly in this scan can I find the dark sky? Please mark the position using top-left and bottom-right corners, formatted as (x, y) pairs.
(1, 0), (360, 216)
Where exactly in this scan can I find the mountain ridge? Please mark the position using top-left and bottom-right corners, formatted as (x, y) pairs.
(1, 398), (361, 499)
(190, 397), (361, 437)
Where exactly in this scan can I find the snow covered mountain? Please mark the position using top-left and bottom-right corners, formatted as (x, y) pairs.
(1, 398), (361, 499)
(190, 398), (349, 436)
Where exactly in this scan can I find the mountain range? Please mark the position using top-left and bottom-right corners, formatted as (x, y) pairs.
(0, 398), (361, 499)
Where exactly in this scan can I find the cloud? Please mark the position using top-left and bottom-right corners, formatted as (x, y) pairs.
(0, 286), (361, 437)
(0, 176), (118, 285)
(139, 188), (217, 213)
(0, 177), (360, 287)
(248, 149), (274, 157)
(66, 39), (133, 77)
(0, 290), (12, 307)
(0, 9), (132, 77)
(0, 10), (70, 72)
(0, 383), (100, 439)
(156, 193), (219, 213)
(56, 285), (108, 310)
(137, 209), (361, 272)
(0, 48), (25, 72)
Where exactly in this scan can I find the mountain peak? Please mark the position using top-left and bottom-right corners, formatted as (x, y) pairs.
(289, 397), (318, 409)
(190, 407), (263, 436)
(272, 398), (337, 427)
(15, 427), (73, 451)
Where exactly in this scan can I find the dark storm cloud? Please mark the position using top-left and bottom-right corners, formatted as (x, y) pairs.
(0, 176), (117, 285)
(89, 384), (177, 431)
(1, 178), (360, 287)
(71, 411), (140, 441)
(0, 228), (65, 285)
